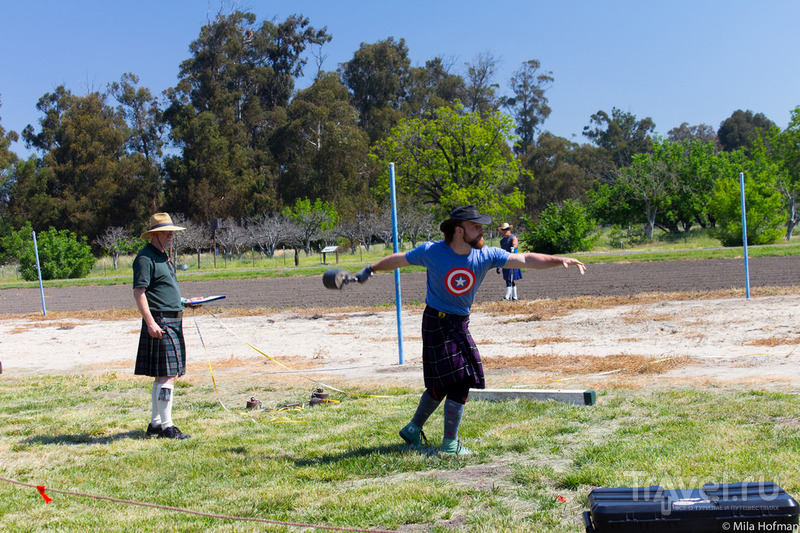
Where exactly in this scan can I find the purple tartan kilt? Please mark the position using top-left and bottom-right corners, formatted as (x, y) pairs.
(420, 306), (485, 390)
(134, 316), (186, 377)
(502, 268), (523, 282)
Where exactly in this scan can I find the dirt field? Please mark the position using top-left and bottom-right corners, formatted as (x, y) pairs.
(2, 256), (800, 391)
(2, 256), (799, 314)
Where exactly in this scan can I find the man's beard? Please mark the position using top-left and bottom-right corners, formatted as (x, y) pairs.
(466, 235), (484, 249)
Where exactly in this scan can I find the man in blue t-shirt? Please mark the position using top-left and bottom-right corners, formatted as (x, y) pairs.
(355, 205), (586, 455)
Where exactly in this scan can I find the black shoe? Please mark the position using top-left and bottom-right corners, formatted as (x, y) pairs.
(146, 423), (161, 437)
(159, 425), (191, 440)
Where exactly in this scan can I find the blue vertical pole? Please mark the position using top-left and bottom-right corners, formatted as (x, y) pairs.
(389, 163), (404, 365)
(32, 231), (47, 316)
(739, 172), (750, 299)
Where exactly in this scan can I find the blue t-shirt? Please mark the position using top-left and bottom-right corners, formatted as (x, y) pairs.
(406, 241), (510, 316)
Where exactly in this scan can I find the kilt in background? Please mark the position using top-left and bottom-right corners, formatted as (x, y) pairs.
(502, 267), (523, 282)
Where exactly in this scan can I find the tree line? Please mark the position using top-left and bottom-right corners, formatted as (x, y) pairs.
(1, 8), (799, 264)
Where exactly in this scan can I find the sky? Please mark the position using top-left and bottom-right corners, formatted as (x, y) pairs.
(1, 0), (799, 159)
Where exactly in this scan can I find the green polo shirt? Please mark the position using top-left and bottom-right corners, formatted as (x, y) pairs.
(132, 243), (182, 312)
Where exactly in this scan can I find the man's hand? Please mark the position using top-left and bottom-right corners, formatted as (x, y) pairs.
(147, 321), (165, 339)
(355, 265), (373, 283)
(561, 258), (587, 275)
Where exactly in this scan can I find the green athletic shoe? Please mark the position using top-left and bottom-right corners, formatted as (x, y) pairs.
(440, 438), (472, 456)
(399, 422), (426, 447)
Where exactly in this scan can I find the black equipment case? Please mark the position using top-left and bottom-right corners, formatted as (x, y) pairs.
(584, 482), (799, 532)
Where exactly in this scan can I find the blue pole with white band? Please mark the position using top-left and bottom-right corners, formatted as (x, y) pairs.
(32, 231), (47, 316)
(739, 171), (750, 299)
(389, 163), (404, 365)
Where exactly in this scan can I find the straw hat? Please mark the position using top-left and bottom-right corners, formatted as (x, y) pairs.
(498, 222), (513, 231)
(140, 213), (185, 239)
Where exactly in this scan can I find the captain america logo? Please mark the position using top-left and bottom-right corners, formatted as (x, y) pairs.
(445, 267), (476, 296)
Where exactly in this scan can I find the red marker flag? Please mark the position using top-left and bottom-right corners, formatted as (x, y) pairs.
(36, 485), (53, 504)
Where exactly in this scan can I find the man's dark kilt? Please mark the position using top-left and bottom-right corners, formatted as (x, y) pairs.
(135, 316), (186, 377)
(421, 306), (485, 390)
(502, 267), (523, 282)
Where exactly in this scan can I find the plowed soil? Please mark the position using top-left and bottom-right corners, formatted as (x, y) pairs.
(2, 256), (800, 387)
(1, 257), (799, 314)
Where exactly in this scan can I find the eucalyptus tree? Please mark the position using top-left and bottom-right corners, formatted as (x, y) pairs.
(583, 107), (656, 171)
(718, 109), (775, 153)
(19, 86), (154, 240)
(464, 51), (501, 116)
(502, 59), (553, 154)
(0, 99), (18, 241)
(108, 73), (165, 213)
(403, 57), (467, 119)
(339, 37), (411, 143)
(272, 72), (371, 208)
(163, 10), (330, 220)
(667, 122), (718, 146)
(0, 97), (18, 203)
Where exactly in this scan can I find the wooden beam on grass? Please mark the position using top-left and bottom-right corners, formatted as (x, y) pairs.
(470, 388), (596, 406)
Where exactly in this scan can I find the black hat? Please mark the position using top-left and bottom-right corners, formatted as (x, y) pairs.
(439, 205), (493, 231)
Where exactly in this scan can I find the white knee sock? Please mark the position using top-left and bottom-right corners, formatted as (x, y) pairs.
(151, 381), (162, 426)
(157, 383), (174, 429)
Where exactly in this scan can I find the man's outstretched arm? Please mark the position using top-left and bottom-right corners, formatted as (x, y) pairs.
(504, 253), (586, 275)
(356, 252), (411, 282)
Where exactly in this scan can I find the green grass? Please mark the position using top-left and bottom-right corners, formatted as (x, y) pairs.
(2, 374), (800, 531)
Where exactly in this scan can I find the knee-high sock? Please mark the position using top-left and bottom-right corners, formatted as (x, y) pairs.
(157, 383), (174, 429)
(151, 381), (162, 426)
(443, 399), (466, 441)
(411, 390), (442, 428)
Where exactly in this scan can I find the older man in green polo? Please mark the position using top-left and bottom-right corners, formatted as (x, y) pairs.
(133, 213), (191, 440)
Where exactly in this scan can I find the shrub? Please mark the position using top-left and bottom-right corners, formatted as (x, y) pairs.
(709, 172), (783, 247)
(3, 223), (96, 281)
(521, 200), (599, 254)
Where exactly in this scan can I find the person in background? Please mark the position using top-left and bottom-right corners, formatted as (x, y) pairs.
(355, 205), (586, 455)
(497, 222), (522, 300)
(133, 213), (193, 440)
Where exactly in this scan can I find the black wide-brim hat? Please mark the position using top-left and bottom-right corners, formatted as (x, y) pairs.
(439, 205), (493, 231)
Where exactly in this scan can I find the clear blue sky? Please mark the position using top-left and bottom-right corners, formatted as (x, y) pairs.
(1, 0), (798, 158)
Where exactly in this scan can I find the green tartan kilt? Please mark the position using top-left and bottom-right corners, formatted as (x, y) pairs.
(134, 316), (186, 377)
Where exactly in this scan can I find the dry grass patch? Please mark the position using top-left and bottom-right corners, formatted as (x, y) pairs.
(512, 336), (581, 346)
(475, 287), (800, 321)
(746, 336), (800, 347)
(621, 311), (676, 324)
(8, 320), (86, 334)
(484, 353), (691, 376)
